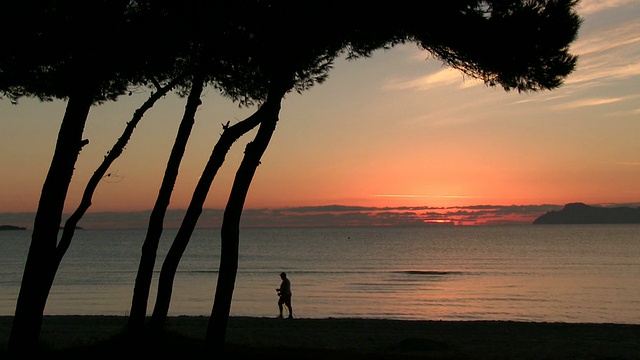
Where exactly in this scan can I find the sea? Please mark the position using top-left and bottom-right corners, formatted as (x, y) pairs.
(1, 225), (639, 324)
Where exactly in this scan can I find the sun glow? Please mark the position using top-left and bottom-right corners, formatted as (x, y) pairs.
(423, 219), (456, 225)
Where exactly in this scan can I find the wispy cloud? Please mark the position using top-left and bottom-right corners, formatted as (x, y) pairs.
(384, 68), (482, 92)
(570, 19), (640, 80)
(373, 194), (478, 199)
(566, 61), (640, 87)
(554, 96), (624, 109)
(577, 0), (638, 15)
(573, 23), (640, 57)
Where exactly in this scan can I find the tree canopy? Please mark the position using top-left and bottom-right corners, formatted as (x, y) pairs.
(2, 1), (136, 103)
(4, 0), (581, 356)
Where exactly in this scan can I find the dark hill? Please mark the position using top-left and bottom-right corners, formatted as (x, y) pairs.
(533, 202), (640, 224)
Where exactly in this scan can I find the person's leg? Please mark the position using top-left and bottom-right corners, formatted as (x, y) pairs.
(278, 298), (284, 318)
(286, 299), (293, 318)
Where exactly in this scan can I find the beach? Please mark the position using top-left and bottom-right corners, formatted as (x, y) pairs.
(1, 316), (639, 359)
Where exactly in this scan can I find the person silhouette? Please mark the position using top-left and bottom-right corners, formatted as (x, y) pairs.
(276, 272), (293, 319)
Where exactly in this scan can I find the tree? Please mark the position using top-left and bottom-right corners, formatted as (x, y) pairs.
(206, 76), (292, 352)
(202, 3), (365, 351)
(55, 75), (182, 297)
(129, 1), (339, 334)
(3, 2), (136, 354)
(127, 71), (206, 332)
(148, 109), (262, 330)
(139, 2), (344, 345)
(410, 0), (581, 92)
(2, 0), (581, 355)
(1, 1), (182, 354)
(126, 0), (583, 351)
(203, 0), (581, 352)
(126, 1), (273, 332)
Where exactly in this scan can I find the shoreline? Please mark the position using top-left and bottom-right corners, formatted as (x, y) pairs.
(1, 316), (639, 359)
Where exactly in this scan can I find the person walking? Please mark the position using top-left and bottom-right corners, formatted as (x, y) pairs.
(276, 272), (293, 319)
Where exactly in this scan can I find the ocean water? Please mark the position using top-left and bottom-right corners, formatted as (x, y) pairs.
(1, 225), (638, 324)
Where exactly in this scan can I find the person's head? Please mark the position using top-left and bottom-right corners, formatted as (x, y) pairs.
(280, 272), (286, 279)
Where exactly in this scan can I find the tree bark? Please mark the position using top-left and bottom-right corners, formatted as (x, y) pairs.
(205, 82), (288, 353)
(128, 74), (204, 333)
(8, 91), (93, 357)
(149, 107), (263, 331)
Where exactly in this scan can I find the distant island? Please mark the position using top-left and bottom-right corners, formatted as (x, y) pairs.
(0, 225), (27, 230)
(533, 202), (640, 224)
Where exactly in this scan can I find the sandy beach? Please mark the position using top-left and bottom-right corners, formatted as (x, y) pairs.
(1, 316), (639, 359)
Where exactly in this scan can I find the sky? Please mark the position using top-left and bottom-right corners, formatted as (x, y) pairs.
(1, 0), (639, 228)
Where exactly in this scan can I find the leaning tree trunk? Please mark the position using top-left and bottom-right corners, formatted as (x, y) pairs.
(8, 90), (94, 356)
(55, 77), (180, 275)
(128, 74), (204, 333)
(149, 107), (264, 331)
(205, 83), (288, 353)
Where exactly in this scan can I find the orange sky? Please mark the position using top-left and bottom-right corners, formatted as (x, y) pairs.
(1, 1), (639, 227)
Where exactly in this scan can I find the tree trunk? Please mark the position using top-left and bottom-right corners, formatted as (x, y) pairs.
(128, 74), (204, 333)
(56, 78), (180, 270)
(205, 84), (287, 353)
(8, 91), (93, 356)
(149, 107), (263, 331)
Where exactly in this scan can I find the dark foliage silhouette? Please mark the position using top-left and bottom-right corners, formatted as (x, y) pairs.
(1, 0), (581, 357)
(1, 1), (181, 355)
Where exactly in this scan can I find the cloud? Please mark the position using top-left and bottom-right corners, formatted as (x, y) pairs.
(567, 20), (640, 89)
(372, 194), (478, 199)
(565, 62), (640, 88)
(573, 22), (640, 57)
(279, 205), (382, 213)
(553, 96), (624, 110)
(384, 68), (481, 92)
(577, 0), (638, 15)
(5, 203), (638, 229)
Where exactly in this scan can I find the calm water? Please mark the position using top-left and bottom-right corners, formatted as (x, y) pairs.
(1, 225), (639, 324)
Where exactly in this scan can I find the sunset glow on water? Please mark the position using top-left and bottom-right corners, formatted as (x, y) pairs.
(2, 225), (639, 324)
